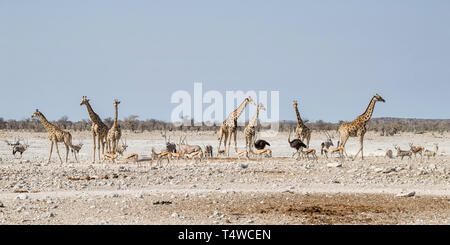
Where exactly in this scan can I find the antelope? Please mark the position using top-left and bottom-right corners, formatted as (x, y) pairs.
(204, 145), (213, 158)
(123, 153), (139, 162)
(394, 145), (412, 160)
(320, 131), (334, 155)
(5, 138), (29, 158)
(102, 153), (118, 163)
(300, 148), (318, 161)
(323, 141), (343, 159)
(177, 136), (202, 155)
(236, 150), (249, 159)
(217, 149), (226, 157)
(424, 144), (439, 159)
(409, 143), (424, 158)
(116, 139), (128, 156)
(171, 151), (185, 160)
(70, 142), (83, 161)
(253, 148), (272, 159)
(185, 150), (203, 161)
(385, 149), (394, 159)
(151, 148), (171, 165)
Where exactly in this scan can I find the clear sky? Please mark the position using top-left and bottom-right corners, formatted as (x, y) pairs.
(1, 0), (449, 122)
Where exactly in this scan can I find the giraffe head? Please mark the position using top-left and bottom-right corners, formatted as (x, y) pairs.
(246, 96), (256, 106)
(374, 94), (386, 103)
(257, 103), (266, 111)
(80, 96), (90, 106)
(293, 100), (298, 108)
(113, 99), (121, 106)
(31, 109), (42, 118)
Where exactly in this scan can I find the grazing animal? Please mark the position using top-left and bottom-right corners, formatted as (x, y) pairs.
(338, 94), (386, 160)
(32, 109), (78, 164)
(71, 143), (83, 159)
(236, 150), (249, 159)
(320, 131), (334, 155)
(80, 96), (109, 163)
(293, 100), (312, 148)
(161, 131), (177, 153)
(151, 148), (171, 165)
(178, 136), (202, 155)
(102, 153), (118, 163)
(323, 143), (344, 159)
(185, 150), (203, 161)
(12, 143), (29, 158)
(394, 146), (412, 160)
(106, 99), (122, 154)
(254, 139), (270, 150)
(204, 145), (213, 158)
(217, 96), (256, 156)
(171, 151), (185, 160)
(424, 144), (439, 159)
(217, 149), (226, 157)
(385, 149), (394, 159)
(123, 153), (139, 162)
(288, 130), (307, 158)
(116, 140), (128, 156)
(300, 148), (318, 161)
(253, 148), (272, 158)
(244, 103), (266, 154)
(409, 143), (424, 158)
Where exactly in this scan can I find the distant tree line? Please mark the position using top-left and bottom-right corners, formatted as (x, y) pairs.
(0, 116), (449, 135)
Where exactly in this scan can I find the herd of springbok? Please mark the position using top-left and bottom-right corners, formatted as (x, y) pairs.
(1, 94), (442, 164)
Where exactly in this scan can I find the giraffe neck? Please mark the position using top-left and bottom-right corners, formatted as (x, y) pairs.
(38, 113), (58, 133)
(294, 104), (305, 127)
(112, 104), (119, 128)
(247, 107), (260, 128)
(229, 99), (249, 121)
(358, 97), (377, 123)
(84, 101), (103, 124)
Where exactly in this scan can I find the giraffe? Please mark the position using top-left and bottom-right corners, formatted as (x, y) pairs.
(293, 100), (312, 148)
(31, 109), (78, 164)
(217, 96), (256, 156)
(107, 99), (122, 154)
(338, 94), (386, 160)
(80, 96), (109, 163)
(244, 103), (266, 155)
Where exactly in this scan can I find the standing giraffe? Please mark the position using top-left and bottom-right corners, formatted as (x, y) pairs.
(293, 100), (312, 148)
(338, 94), (386, 160)
(31, 109), (77, 164)
(107, 99), (122, 154)
(80, 96), (109, 163)
(244, 103), (266, 155)
(218, 96), (256, 156)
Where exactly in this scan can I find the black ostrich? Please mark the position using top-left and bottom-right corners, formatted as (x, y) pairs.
(254, 139), (270, 150)
(288, 131), (307, 158)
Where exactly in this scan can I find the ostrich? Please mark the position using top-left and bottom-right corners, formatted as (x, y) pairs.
(254, 139), (270, 150)
(288, 130), (307, 158)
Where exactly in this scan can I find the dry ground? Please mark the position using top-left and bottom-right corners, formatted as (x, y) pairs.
(0, 130), (449, 224)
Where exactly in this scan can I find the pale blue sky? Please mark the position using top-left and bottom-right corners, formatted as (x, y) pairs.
(1, 0), (449, 122)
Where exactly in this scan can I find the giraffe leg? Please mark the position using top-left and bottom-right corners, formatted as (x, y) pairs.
(54, 142), (63, 164)
(233, 131), (238, 154)
(217, 127), (224, 153)
(339, 133), (350, 158)
(226, 131), (233, 157)
(92, 134), (96, 163)
(48, 141), (54, 164)
(353, 135), (365, 161)
(65, 144), (69, 163)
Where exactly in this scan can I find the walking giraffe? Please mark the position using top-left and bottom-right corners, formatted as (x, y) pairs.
(80, 96), (109, 162)
(218, 96), (256, 156)
(293, 100), (311, 148)
(339, 94), (386, 160)
(244, 103), (266, 155)
(31, 109), (78, 164)
(107, 99), (122, 154)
